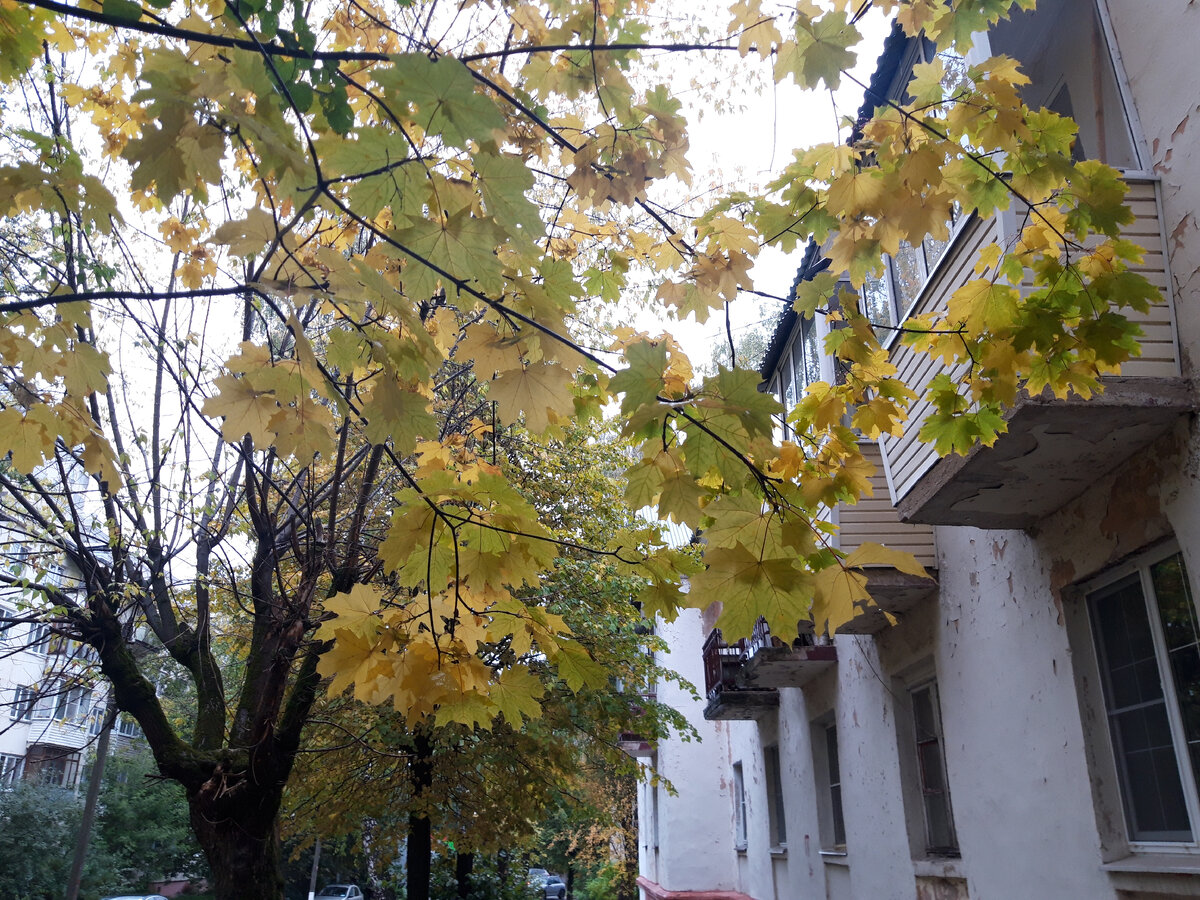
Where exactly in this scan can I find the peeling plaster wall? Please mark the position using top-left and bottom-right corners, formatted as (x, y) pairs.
(640, 608), (740, 896)
(836, 635), (917, 900)
(927, 526), (1115, 898)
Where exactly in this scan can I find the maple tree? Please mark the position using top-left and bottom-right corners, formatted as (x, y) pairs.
(285, 423), (687, 900)
(0, 0), (1160, 895)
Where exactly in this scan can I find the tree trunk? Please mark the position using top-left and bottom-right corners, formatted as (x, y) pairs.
(454, 851), (473, 898)
(406, 730), (434, 900)
(189, 794), (285, 899)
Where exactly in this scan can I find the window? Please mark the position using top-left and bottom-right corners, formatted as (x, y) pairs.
(815, 723), (846, 850)
(764, 745), (787, 848)
(910, 682), (958, 854)
(1089, 549), (1200, 843)
(54, 686), (92, 725)
(117, 712), (142, 738)
(732, 761), (747, 850)
(0, 754), (22, 788)
(11, 686), (36, 722)
(825, 724), (844, 849)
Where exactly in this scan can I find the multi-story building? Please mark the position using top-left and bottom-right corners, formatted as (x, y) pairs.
(635, 1), (1200, 898)
(0, 533), (141, 790)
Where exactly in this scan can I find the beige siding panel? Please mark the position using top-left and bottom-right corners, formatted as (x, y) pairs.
(835, 443), (937, 567)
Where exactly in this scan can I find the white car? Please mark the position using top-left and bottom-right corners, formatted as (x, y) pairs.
(315, 886), (363, 900)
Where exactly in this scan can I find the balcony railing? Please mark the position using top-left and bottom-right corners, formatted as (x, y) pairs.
(879, 175), (1191, 528)
(702, 620), (837, 719)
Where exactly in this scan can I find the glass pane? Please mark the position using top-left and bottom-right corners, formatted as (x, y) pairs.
(1124, 745), (1191, 839)
(781, 357), (796, 411)
(826, 726), (840, 783)
(1153, 555), (1198, 652)
(923, 232), (950, 273)
(830, 783), (845, 846)
(799, 323), (821, 390)
(923, 792), (955, 850)
(891, 242), (924, 310)
(1092, 571), (1193, 841)
(912, 687), (937, 742)
(861, 271), (895, 336)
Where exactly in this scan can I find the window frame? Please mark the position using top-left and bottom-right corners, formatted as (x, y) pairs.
(0, 753), (23, 788)
(1082, 543), (1200, 851)
(813, 719), (846, 853)
(763, 744), (787, 850)
(908, 680), (959, 856)
(732, 760), (748, 851)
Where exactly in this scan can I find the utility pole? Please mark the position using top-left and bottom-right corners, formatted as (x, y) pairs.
(65, 704), (118, 900)
(308, 836), (322, 900)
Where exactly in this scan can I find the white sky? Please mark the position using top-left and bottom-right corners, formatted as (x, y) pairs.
(639, 9), (893, 367)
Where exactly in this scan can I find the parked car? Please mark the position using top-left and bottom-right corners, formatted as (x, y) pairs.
(528, 870), (566, 900)
(315, 886), (363, 900)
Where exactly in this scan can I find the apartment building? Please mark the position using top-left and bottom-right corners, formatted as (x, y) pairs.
(0, 537), (141, 790)
(635, 2), (1200, 898)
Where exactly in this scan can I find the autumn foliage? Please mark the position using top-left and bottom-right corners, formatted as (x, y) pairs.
(0, 0), (1160, 894)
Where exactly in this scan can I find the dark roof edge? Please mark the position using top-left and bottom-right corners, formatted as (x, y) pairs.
(757, 241), (830, 384)
(856, 20), (910, 125)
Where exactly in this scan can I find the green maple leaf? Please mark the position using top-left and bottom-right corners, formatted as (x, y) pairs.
(490, 666), (545, 727)
(123, 109), (224, 203)
(474, 149), (543, 246)
(608, 340), (667, 416)
(658, 467), (706, 528)
(624, 458), (664, 509)
(361, 378), (436, 456)
(392, 210), (507, 299)
(551, 642), (608, 692)
(695, 545), (811, 640)
(775, 10), (859, 90)
(701, 366), (782, 441)
(702, 492), (782, 557)
(374, 54), (505, 149)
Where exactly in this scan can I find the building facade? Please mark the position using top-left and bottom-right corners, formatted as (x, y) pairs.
(0, 539), (141, 790)
(636, 2), (1200, 898)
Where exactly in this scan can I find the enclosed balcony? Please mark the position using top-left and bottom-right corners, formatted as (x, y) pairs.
(879, 176), (1191, 528)
(828, 441), (939, 632)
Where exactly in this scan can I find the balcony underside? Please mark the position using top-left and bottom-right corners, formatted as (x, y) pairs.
(741, 643), (837, 688)
(703, 689), (778, 721)
(895, 377), (1193, 529)
(617, 734), (656, 758)
(836, 568), (940, 634)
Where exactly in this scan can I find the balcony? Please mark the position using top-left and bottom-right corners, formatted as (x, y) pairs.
(616, 691), (657, 758)
(26, 718), (90, 751)
(740, 618), (838, 688)
(702, 620), (836, 720)
(828, 441), (939, 632)
(880, 176), (1191, 528)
